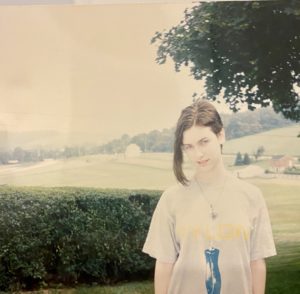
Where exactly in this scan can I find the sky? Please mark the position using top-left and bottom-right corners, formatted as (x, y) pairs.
(0, 0), (233, 142)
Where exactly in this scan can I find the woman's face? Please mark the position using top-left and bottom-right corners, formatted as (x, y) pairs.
(181, 125), (225, 175)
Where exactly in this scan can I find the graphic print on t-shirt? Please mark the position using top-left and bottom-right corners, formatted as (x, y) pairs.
(205, 248), (221, 294)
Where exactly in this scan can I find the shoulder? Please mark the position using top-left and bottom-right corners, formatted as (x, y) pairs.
(157, 180), (194, 210)
(227, 174), (265, 207)
(229, 175), (261, 195)
(162, 180), (194, 200)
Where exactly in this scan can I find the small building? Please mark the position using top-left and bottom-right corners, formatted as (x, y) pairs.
(269, 155), (295, 173)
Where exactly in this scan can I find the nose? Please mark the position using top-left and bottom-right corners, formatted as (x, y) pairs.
(195, 145), (204, 159)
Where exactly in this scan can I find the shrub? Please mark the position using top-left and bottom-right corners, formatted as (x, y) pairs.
(0, 186), (160, 291)
(284, 167), (300, 175)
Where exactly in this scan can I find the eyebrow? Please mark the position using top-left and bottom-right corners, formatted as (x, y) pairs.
(182, 137), (209, 145)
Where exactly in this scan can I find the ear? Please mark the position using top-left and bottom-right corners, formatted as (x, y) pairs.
(217, 128), (225, 145)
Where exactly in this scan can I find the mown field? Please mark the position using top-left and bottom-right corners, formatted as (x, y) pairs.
(0, 153), (175, 189)
(0, 151), (298, 189)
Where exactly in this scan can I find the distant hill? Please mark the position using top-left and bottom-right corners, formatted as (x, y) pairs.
(0, 107), (295, 154)
(99, 107), (295, 154)
(0, 130), (108, 151)
(221, 107), (294, 140)
(223, 125), (300, 156)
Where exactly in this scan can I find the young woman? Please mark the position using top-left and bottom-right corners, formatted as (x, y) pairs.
(143, 99), (276, 294)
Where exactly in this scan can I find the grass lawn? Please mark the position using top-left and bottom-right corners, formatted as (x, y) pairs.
(22, 281), (154, 294)
(260, 181), (300, 293)
(69, 281), (153, 294)
(266, 242), (300, 294)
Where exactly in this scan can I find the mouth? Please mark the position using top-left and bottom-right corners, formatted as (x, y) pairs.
(197, 159), (209, 166)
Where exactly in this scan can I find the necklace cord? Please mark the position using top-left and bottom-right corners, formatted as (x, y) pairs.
(195, 176), (228, 221)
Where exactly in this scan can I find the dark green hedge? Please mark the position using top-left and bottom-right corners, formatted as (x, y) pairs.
(0, 186), (160, 291)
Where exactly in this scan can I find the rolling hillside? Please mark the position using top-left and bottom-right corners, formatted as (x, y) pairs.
(0, 125), (299, 188)
(223, 125), (300, 156)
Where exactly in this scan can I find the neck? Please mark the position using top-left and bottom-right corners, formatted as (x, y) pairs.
(195, 165), (228, 188)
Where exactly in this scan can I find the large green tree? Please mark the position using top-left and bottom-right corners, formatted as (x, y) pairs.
(152, 0), (300, 121)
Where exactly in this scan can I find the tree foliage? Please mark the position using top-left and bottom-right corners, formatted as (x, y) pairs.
(234, 152), (243, 166)
(254, 145), (265, 161)
(243, 153), (251, 165)
(234, 152), (251, 166)
(152, 0), (300, 121)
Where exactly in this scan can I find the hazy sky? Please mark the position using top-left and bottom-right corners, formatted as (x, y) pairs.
(0, 1), (232, 141)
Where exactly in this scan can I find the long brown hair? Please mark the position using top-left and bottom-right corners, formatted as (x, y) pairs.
(173, 99), (223, 185)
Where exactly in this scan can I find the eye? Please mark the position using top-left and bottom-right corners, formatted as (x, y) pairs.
(182, 145), (192, 151)
(200, 139), (209, 146)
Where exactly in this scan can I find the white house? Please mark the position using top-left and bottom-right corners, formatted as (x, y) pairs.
(125, 144), (141, 158)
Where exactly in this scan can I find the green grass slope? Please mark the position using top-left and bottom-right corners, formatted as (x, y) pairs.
(223, 125), (300, 156)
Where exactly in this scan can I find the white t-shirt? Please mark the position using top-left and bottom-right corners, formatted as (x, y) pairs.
(142, 174), (276, 294)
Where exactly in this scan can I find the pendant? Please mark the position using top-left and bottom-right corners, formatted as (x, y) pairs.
(211, 211), (218, 220)
(210, 204), (218, 220)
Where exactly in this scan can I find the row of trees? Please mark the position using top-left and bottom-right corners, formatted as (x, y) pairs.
(234, 146), (265, 166)
(0, 128), (173, 165)
(0, 146), (99, 165)
(234, 145), (265, 166)
(0, 107), (292, 165)
(98, 129), (173, 154)
(0, 148), (44, 165)
(234, 152), (251, 166)
(222, 108), (293, 140)
(99, 108), (292, 154)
